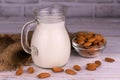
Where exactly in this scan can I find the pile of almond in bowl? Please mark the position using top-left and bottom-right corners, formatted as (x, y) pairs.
(72, 31), (106, 58)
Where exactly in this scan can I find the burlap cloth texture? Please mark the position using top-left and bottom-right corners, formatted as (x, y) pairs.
(0, 32), (33, 71)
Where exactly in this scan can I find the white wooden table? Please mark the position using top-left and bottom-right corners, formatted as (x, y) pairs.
(0, 18), (120, 80)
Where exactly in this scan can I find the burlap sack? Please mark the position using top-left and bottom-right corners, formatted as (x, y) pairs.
(0, 32), (32, 71)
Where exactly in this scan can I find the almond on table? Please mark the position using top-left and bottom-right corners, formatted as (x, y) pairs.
(86, 63), (97, 71)
(52, 67), (64, 73)
(95, 60), (102, 67)
(73, 65), (81, 71)
(27, 67), (34, 73)
(15, 66), (23, 76)
(65, 69), (76, 75)
(105, 57), (115, 62)
(37, 72), (51, 78)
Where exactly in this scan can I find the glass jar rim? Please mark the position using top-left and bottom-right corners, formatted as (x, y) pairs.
(34, 4), (66, 17)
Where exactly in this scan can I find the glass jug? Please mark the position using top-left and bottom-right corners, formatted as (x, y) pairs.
(21, 4), (71, 68)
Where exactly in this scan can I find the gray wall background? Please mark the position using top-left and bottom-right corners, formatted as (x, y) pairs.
(0, 0), (120, 18)
(0, 0), (120, 36)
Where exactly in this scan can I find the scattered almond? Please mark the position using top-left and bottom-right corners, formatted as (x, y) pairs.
(52, 67), (64, 73)
(65, 69), (76, 75)
(105, 57), (115, 62)
(86, 63), (97, 71)
(27, 67), (34, 73)
(37, 72), (51, 78)
(95, 60), (102, 67)
(14, 57), (116, 78)
(16, 66), (23, 76)
(73, 65), (81, 71)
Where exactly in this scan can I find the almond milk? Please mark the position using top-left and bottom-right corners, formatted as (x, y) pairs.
(31, 21), (71, 68)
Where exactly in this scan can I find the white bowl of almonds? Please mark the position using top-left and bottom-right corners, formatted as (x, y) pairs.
(72, 31), (106, 58)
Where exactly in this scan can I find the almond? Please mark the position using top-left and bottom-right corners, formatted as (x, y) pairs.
(78, 36), (86, 41)
(37, 72), (51, 78)
(65, 69), (76, 75)
(73, 65), (81, 71)
(88, 37), (96, 43)
(86, 63), (97, 71)
(78, 39), (85, 45)
(95, 60), (102, 67)
(95, 34), (103, 41)
(16, 66), (23, 76)
(105, 57), (115, 62)
(83, 42), (92, 47)
(85, 34), (93, 39)
(52, 67), (64, 73)
(27, 67), (34, 73)
(78, 32), (85, 36)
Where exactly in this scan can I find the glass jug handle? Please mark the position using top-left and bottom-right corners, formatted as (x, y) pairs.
(21, 20), (37, 54)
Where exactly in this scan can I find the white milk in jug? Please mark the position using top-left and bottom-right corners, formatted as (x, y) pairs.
(31, 21), (71, 68)
(21, 4), (71, 68)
